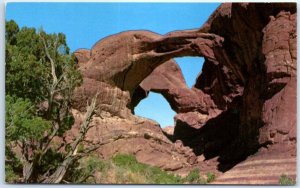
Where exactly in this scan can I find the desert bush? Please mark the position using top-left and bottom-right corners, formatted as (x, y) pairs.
(206, 172), (215, 183)
(184, 168), (212, 184)
(185, 168), (200, 183)
(279, 174), (296, 185)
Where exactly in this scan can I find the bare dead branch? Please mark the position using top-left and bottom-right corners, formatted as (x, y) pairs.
(39, 33), (58, 84)
(69, 92), (98, 153)
(42, 93), (99, 183)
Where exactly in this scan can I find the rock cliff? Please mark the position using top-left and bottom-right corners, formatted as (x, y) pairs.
(71, 3), (296, 184)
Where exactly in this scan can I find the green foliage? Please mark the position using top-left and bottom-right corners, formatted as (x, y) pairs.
(57, 114), (75, 137)
(39, 149), (65, 174)
(5, 20), (19, 45)
(85, 155), (110, 173)
(5, 164), (20, 183)
(112, 154), (182, 184)
(206, 172), (215, 183)
(279, 174), (296, 185)
(112, 154), (137, 167)
(72, 154), (216, 184)
(5, 20), (83, 183)
(68, 151), (220, 185)
(77, 143), (85, 153)
(5, 95), (51, 141)
(183, 169), (215, 184)
(6, 25), (47, 102)
(69, 155), (111, 183)
(6, 20), (82, 103)
(5, 145), (22, 183)
(185, 168), (200, 183)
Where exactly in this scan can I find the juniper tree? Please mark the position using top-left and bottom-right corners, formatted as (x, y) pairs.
(5, 20), (99, 183)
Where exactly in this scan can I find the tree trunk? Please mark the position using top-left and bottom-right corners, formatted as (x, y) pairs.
(23, 161), (34, 183)
(42, 156), (74, 183)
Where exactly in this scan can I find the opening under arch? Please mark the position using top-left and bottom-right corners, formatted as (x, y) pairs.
(174, 57), (204, 88)
(134, 57), (204, 128)
(134, 92), (176, 128)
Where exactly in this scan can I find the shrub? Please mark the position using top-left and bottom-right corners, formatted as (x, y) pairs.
(206, 172), (215, 183)
(5, 165), (20, 183)
(185, 168), (200, 183)
(279, 174), (296, 185)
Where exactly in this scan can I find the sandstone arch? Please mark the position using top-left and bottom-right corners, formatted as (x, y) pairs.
(73, 29), (223, 119)
(72, 2), (296, 183)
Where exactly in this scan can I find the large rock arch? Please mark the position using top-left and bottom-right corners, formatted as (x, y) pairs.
(73, 30), (223, 118)
(71, 2), (296, 183)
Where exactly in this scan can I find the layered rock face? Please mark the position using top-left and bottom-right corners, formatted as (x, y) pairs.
(193, 3), (297, 163)
(72, 2), (296, 184)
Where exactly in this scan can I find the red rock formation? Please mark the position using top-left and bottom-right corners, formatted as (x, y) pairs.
(134, 59), (214, 114)
(73, 30), (222, 118)
(213, 149), (296, 184)
(73, 48), (90, 66)
(197, 3), (297, 161)
(71, 30), (224, 174)
(65, 109), (197, 171)
(72, 2), (297, 184)
(259, 11), (296, 151)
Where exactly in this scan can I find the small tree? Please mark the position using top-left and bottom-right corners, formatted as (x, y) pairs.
(5, 20), (100, 183)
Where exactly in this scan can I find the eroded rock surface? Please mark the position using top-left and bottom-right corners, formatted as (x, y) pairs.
(173, 3), (297, 164)
(66, 109), (197, 171)
(71, 2), (297, 184)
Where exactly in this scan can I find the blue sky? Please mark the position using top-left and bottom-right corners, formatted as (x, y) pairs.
(6, 2), (220, 127)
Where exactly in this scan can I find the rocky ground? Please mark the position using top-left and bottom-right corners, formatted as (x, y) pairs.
(68, 3), (296, 184)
